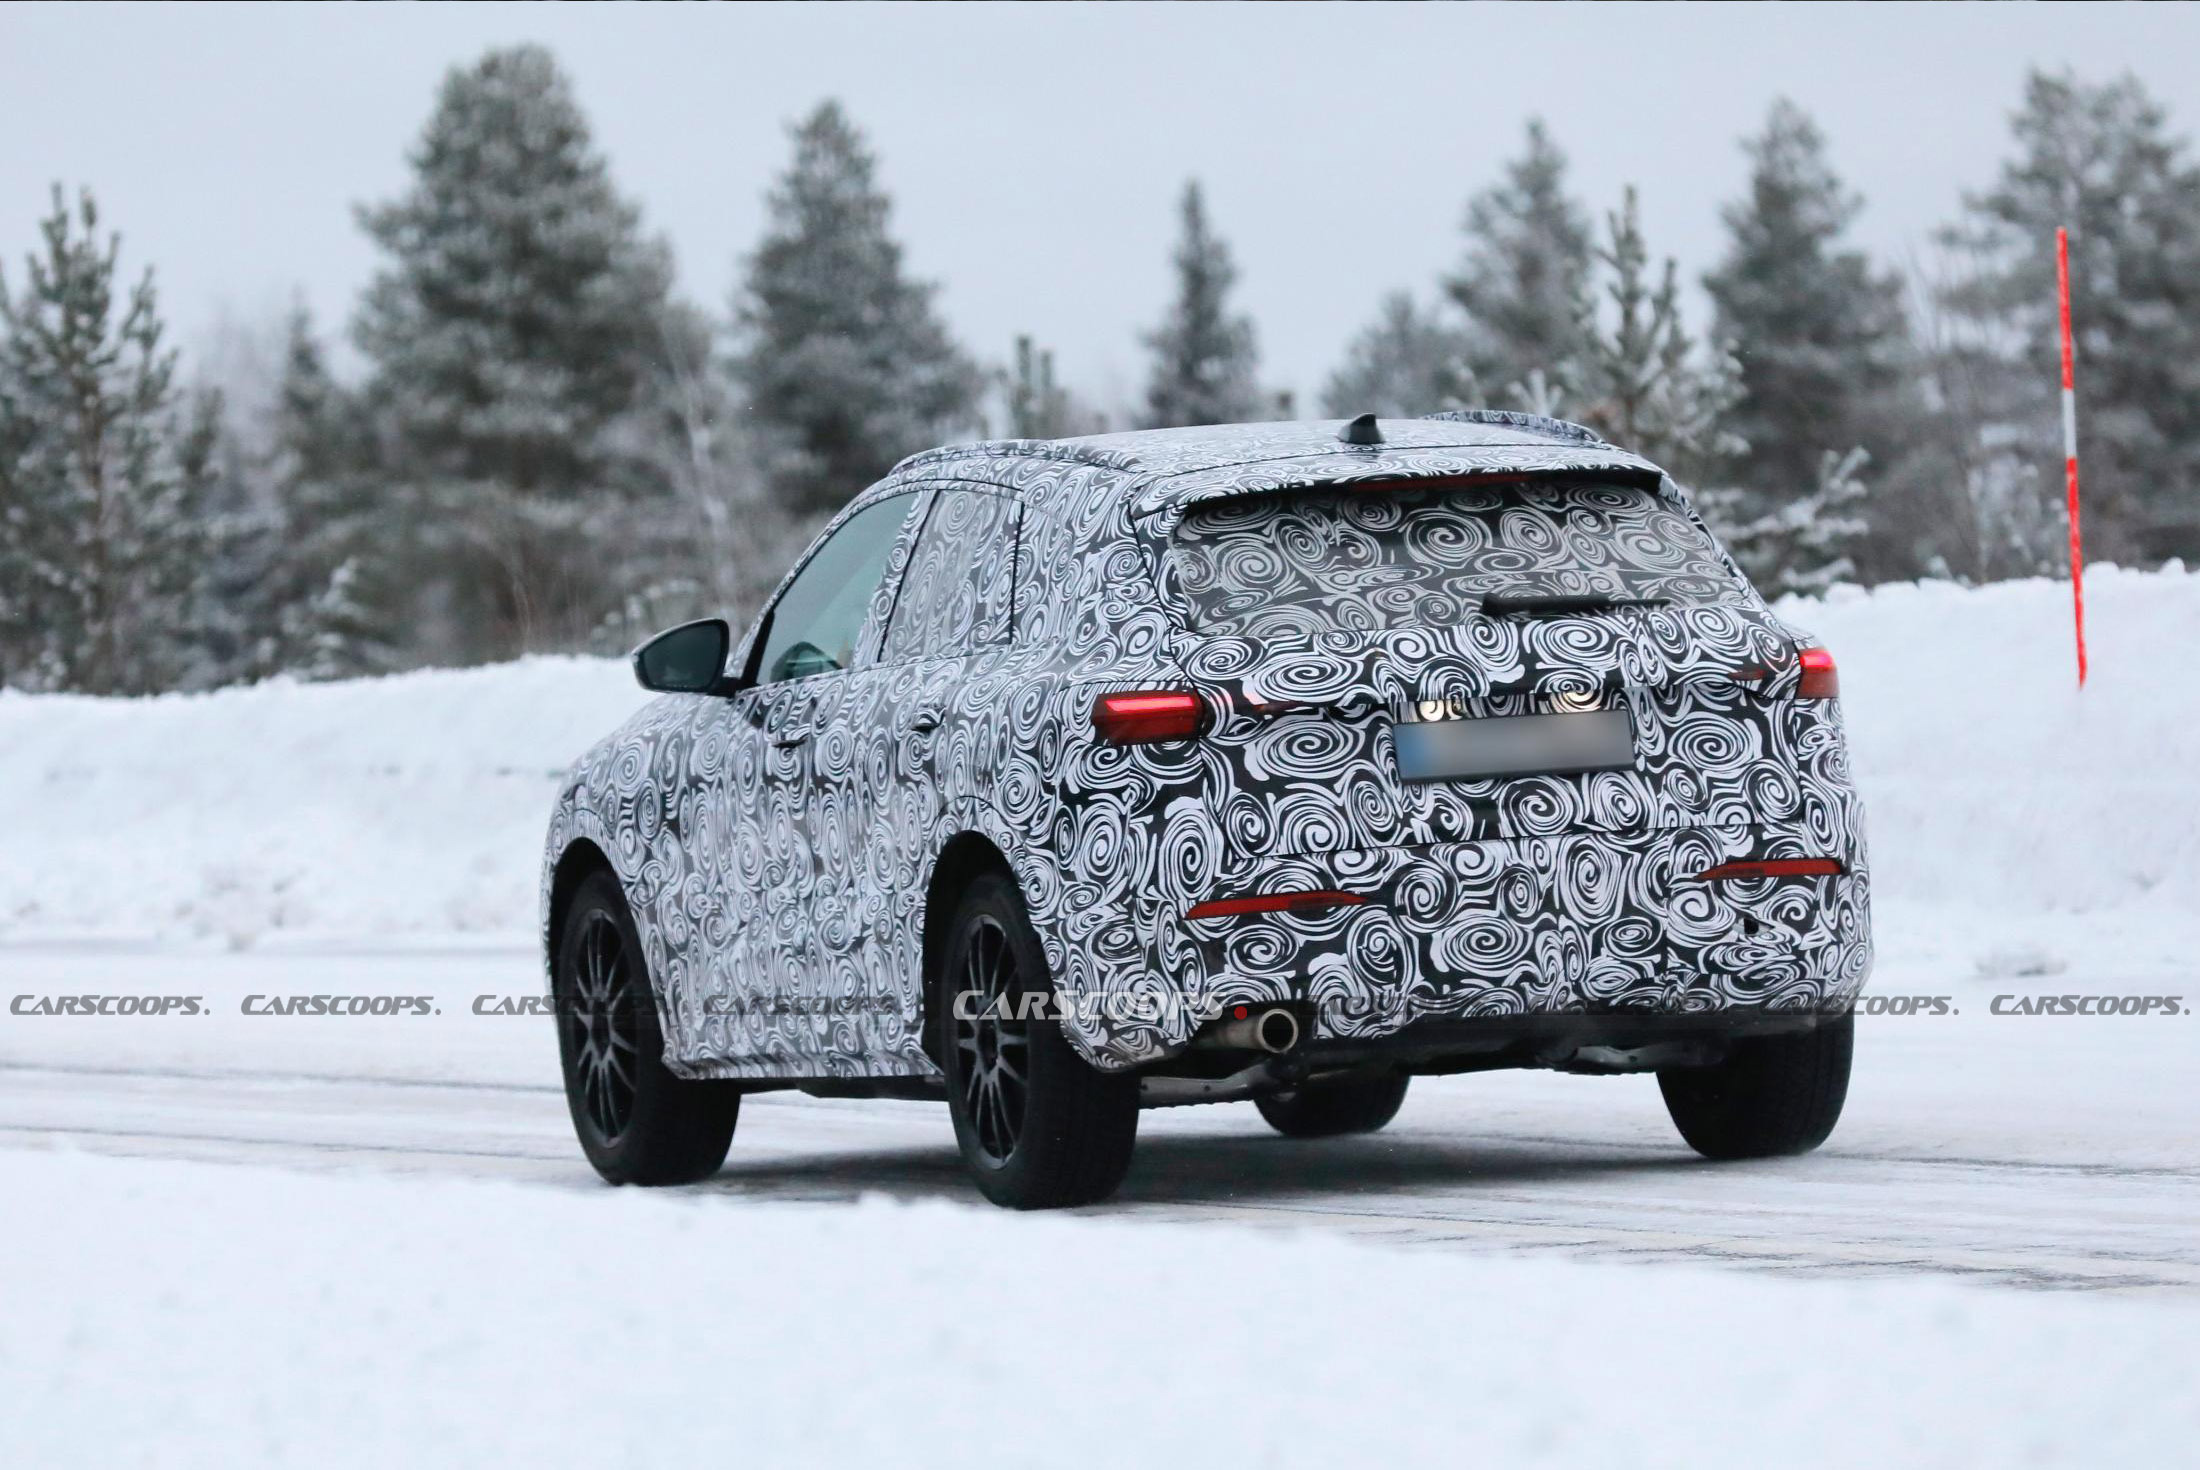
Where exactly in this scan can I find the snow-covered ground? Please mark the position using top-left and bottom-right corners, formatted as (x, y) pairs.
(3, 568), (2197, 1465)
(5, 1146), (2195, 1469)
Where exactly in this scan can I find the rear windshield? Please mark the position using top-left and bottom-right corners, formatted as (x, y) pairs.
(1167, 479), (1741, 638)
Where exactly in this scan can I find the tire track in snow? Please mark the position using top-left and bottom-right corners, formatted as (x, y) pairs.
(5, 1061), (2195, 1297)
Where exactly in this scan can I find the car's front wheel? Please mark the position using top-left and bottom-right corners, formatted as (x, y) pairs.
(554, 869), (741, 1185)
(937, 872), (1139, 1209)
(1657, 1012), (1853, 1160)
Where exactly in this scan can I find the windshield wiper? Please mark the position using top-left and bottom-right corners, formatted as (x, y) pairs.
(1477, 591), (1670, 617)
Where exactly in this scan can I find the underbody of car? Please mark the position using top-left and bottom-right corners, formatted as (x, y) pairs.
(543, 411), (1872, 1205)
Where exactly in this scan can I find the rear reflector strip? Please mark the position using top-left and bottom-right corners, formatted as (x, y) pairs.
(1092, 690), (1205, 744)
(1186, 890), (1367, 921)
(1689, 857), (1845, 883)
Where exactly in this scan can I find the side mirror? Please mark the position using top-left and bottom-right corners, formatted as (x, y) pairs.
(632, 618), (732, 695)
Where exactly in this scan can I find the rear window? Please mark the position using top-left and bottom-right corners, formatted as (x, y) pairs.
(1167, 479), (1740, 638)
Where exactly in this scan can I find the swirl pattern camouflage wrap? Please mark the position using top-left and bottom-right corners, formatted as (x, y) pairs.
(544, 418), (1871, 1080)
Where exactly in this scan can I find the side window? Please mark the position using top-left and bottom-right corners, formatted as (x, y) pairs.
(752, 493), (920, 685)
(879, 490), (1022, 663)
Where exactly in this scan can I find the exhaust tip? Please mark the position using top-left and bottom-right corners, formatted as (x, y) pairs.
(1199, 1004), (1306, 1054)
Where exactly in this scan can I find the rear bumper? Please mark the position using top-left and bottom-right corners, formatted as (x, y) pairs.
(1061, 823), (1872, 1070)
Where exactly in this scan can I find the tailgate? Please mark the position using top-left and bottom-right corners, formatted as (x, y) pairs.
(1183, 610), (1806, 857)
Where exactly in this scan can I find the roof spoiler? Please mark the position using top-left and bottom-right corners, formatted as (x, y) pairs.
(1421, 409), (1607, 447)
(1138, 463), (1668, 521)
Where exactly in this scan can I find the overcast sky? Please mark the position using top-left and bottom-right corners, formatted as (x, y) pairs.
(4, 3), (2195, 418)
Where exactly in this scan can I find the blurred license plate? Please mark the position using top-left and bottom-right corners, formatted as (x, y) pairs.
(1392, 709), (1635, 782)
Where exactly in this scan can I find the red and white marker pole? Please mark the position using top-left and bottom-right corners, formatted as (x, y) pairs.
(2056, 227), (2089, 688)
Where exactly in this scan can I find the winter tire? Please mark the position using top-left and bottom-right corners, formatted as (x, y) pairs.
(1658, 1011), (1853, 1160)
(938, 872), (1139, 1209)
(554, 870), (740, 1185)
(1255, 1071), (1411, 1138)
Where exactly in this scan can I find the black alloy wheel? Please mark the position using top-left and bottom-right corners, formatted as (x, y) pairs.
(952, 914), (1032, 1166)
(938, 872), (1139, 1208)
(554, 869), (740, 1185)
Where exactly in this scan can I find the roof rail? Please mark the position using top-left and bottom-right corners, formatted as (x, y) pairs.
(887, 437), (1142, 479)
(1421, 409), (1607, 447)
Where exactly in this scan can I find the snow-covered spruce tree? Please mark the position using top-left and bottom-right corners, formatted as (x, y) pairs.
(1703, 101), (1915, 581)
(1938, 69), (2200, 568)
(262, 306), (396, 679)
(1713, 445), (1873, 597)
(731, 101), (982, 519)
(1445, 119), (1595, 409)
(1319, 291), (1477, 419)
(1704, 104), (1909, 488)
(353, 44), (679, 663)
(0, 187), (224, 694)
(1565, 186), (1742, 480)
(1142, 181), (1264, 428)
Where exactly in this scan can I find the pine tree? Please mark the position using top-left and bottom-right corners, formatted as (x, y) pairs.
(1710, 446), (1873, 596)
(1566, 187), (1742, 477)
(1142, 180), (1263, 428)
(1703, 101), (1913, 579)
(354, 44), (679, 661)
(1939, 69), (2200, 566)
(1319, 292), (1475, 419)
(1445, 119), (1595, 406)
(731, 101), (982, 518)
(0, 187), (223, 694)
(263, 306), (394, 678)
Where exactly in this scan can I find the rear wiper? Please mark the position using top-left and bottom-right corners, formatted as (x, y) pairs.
(1477, 591), (1670, 617)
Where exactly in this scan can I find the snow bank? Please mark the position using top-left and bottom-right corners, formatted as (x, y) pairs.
(1785, 563), (2200, 917)
(2, 1149), (2192, 1469)
(0, 657), (647, 942)
(1, 565), (2193, 941)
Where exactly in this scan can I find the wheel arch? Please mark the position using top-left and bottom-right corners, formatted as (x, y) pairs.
(918, 830), (1017, 1066)
(547, 837), (616, 962)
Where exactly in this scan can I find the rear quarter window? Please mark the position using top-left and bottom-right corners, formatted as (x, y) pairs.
(880, 489), (1021, 662)
(1167, 479), (1742, 639)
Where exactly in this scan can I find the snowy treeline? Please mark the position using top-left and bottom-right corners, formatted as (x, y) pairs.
(2, 49), (2195, 692)
(1324, 82), (2200, 596)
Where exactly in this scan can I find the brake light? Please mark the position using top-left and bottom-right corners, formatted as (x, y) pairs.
(1797, 645), (1839, 700)
(1689, 857), (1844, 882)
(1091, 690), (1205, 744)
(1186, 890), (1366, 921)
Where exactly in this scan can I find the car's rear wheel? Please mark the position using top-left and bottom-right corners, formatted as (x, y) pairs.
(1255, 1070), (1410, 1138)
(1657, 1012), (1853, 1160)
(938, 872), (1139, 1209)
(554, 869), (740, 1185)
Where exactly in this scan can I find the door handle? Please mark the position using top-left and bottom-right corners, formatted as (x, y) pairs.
(907, 706), (942, 734)
(769, 702), (816, 747)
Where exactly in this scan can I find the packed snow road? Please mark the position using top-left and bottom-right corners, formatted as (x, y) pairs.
(6, 933), (2194, 1296)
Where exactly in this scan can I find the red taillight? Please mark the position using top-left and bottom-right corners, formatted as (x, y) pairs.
(1689, 857), (1844, 883)
(1185, 890), (1366, 921)
(1092, 690), (1205, 744)
(1797, 645), (1839, 700)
